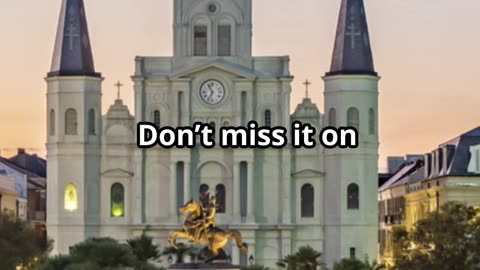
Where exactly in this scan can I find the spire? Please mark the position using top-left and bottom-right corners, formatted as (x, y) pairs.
(326, 0), (376, 76)
(48, 0), (100, 78)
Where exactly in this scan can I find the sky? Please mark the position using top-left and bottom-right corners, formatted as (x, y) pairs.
(1, 0), (480, 171)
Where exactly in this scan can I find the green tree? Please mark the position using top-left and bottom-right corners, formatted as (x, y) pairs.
(333, 256), (385, 270)
(127, 231), (161, 265)
(39, 238), (138, 270)
(394, 202), (480, 270)
(277, 246), (325, 270)
(0, 210), (52, 270)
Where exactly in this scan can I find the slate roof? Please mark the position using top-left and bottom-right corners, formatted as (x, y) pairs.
(9, 149), (46, 178)
(48, 0), (100, 77)
(327, 0), (377, 76)
(379, 127), (480, 192)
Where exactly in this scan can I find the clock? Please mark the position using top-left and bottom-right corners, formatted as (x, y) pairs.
(200, 80), (225, 105)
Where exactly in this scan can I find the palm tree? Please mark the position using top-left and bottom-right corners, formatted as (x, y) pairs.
(127, 231), (161, 264)
(332, 256), (386, 270)
(277, 246), (325, 270)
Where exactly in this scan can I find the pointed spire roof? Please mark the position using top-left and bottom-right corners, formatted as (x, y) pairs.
(326, 0), (376, 76)
(48, 0), (100, 78)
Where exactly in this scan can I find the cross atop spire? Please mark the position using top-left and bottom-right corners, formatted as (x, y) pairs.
(303, 79), (312, 98)
(48, 0), (100, 78)
(115, 80), (123, 100)
(326, 0), (376, 77)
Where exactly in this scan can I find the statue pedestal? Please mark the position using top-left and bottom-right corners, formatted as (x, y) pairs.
(168, 263), (241, 270)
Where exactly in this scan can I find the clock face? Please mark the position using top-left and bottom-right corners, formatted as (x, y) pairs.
(200, 80), (225, 105)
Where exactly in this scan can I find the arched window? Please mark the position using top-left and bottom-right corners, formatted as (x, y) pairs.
(49, 109), (55, 136)
(301, 184), (314, 217)
(368, 108), (375, 135)
(347, 107), (360, 130)
(200, 184), (209, 195)
(347, 183), (359, 209)
(194, 23), (208, 56)
(329, 108), (336, 127)
(88, 109), (96, 135)
(111, 183), (125, 217)
(153, 110), (161, 127)
(199, 184), (210, 208)
(209, 122), (216, 140)
(64, 183), (78, 212)
(65, 108), (78, 135)
(264, 110), (272, 127)
(218, 22), (231, 56)
(216, 184), (226, 213)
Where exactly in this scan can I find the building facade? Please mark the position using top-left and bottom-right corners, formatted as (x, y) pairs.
(46, 0), (380, 267)
(378, 127), (480, 265)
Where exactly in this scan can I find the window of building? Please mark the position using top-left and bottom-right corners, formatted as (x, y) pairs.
(241, 92), (247, 126)
(347, 183), (359, 209)
(209, 122), (216, 140)
(328, 108), (336, 127)
(111, 183), (125, 217)
(154, 110), (160, 127)
(88, 109), (96, 135)
(216, 184), (226, 213)
(194, 25), (208, 56)
(368, 108), (375, 135)
(347, 107), (359, 130)
(49, 109), (55, 136)
(350, 247), (356, 258)
(64, 183), (78, 212)
(218, 25), (231, 56)
(178, 92), (183, 126)
(200, 184), (209, 195)
(65, 108), (78, 135)
(264, 110), (272, 127)
(240, 161), (248, 217)
(301, 184), (314, 217)
(177, 162), (185, 209)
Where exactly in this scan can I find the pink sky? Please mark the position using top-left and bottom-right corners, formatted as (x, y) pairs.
(1, 0), (480, 171)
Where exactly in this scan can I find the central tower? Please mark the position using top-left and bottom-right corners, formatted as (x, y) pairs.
(173, 0), (252, 57)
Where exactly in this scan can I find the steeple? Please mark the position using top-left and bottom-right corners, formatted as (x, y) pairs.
(48, 0), (100, 78)
(326, 0), (376, 76)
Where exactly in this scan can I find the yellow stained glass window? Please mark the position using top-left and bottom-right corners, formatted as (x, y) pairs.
(111, 183), (125, 217)
(64, 183), (78, 212)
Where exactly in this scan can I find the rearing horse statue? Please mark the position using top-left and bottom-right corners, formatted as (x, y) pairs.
(167, 196), (248, 261)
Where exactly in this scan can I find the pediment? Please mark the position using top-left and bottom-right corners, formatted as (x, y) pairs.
(102, 168), (134, 178)
(170, 60), (257, 80)
(292, 169), (324, 178)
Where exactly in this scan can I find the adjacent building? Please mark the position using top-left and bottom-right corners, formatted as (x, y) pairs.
(379, 127), (480, 264)
(0, 149), (47, 237)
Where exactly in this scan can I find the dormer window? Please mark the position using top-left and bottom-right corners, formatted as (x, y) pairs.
(468, 144), (480, 173)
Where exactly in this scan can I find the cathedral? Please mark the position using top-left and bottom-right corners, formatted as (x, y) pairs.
(46, 0), (379, 267)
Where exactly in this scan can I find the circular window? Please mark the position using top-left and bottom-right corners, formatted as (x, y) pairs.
(208, 4), (217, 13)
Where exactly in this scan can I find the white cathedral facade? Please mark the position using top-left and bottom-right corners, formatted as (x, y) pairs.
(46, 0), (380, 267)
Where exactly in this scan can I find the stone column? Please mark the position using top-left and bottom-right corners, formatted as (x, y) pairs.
(170, 161), (177, 222)
(184, 161), (191, 203)
(247, 161), (255, 223)
(233, 161), (241, 223)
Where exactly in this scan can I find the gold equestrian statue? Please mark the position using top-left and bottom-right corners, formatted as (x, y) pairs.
(167, 191), (248, 261)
